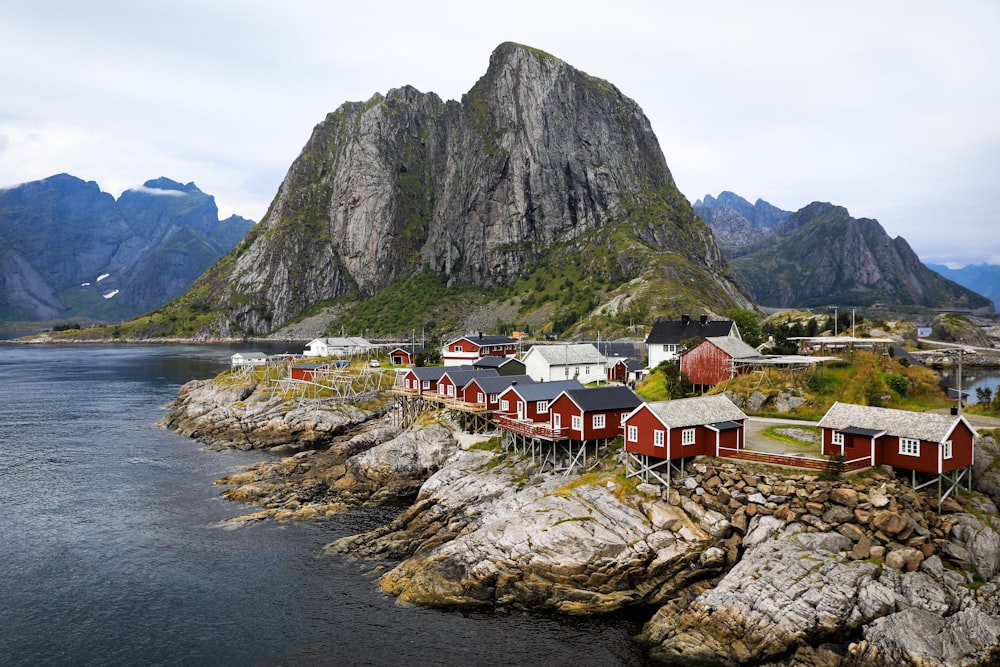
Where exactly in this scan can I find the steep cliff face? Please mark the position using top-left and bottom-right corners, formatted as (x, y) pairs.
(729, 202), (992, 310)
(192, 42), (750, 336)
(694, 191), (792, 249)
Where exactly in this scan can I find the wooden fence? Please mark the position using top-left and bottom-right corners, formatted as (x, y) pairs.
(717, 447), (871, 473)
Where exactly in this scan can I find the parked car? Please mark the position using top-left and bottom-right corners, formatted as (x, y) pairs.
(369, 359), (381, 368)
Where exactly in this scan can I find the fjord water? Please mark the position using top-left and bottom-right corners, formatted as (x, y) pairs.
(0, 344), (649, 666)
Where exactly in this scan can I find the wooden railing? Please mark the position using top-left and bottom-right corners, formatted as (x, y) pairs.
(717, 447), (871, 473)
(495, 414), (565, 439)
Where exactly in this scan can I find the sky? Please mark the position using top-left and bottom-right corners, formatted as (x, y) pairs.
(2, 1), (998, 267)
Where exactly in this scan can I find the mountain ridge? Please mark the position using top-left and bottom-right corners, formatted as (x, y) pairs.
(0, 174), (254, 323)
(135, 42), (753, 340)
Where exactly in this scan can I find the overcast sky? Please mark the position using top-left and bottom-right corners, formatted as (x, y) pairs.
(3, 1), (998, 267)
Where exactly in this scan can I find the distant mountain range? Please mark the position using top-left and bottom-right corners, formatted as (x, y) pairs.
(694, 192), (993, 312)
(925, 263), (1000, 310)
(0, 174), (254, 323)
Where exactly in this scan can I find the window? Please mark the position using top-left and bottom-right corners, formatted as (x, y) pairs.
(500, 400), (509, 412)
(831, 431), (844, 446)
(448, 385), (455, 397)
(537, 401), (549, 413)
(653, 430), (665, 447)
(682, 428), (696, 446)
(455, 344), (463, 352)
(476, 392), (484, 404)
(899, 438), (920, 457)
(422, 380), (430, 390)
(942, 440), (953, 459)
(627, 425), (638, 442)
(572, 415), (583, 431)
(488, 393), (498, 404)
(592, 414), (606, 429)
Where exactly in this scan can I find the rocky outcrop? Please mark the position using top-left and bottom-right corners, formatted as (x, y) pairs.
(179, 42), (752, 337)
(159, 375), (383, 451)
(694, 191), (792, 249)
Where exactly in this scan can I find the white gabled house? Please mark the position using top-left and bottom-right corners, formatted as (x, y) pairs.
(230, 351), (268, 368)
(304, 337), (372, 358)
(645, 315), (740, 367)
(521, 343), (606, 384)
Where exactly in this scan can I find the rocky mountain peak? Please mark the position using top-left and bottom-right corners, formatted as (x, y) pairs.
(190, 42), (745, 337)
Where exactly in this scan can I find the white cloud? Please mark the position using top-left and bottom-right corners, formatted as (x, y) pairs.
(1, 0), (997, 265)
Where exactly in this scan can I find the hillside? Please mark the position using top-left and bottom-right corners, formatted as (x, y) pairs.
(927, 263), (1000, 310)
(0, 174), (254, 324)
(717, 201), (992, 312)
(93, 42), (754, 342)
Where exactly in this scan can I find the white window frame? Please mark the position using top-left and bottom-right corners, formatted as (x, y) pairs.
(500, 399), (509, 412)
(537, 400), (549, 413)
(942, 440), (953, 460)
(899, 437), (920, 457)
(627, 425), (638, 443)
(653, 429), (665, 447)
(422, 380), (430, 390)
(682, 428), (696, 446)
(572, 415), (583, 431)
(831, 431), (844, 446)
(476, 392), (484, 404)
(592, 414), (606, 429)
(488, 393), (498, 404)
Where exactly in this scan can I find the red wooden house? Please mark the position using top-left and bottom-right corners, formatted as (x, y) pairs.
(442, 334), (518, 367)
(389, 345), (427, 366)
(680, 336), (760, 392)
(462, 375), (534, 411)
(606, 357), (645, 384)
(398, 366), (453, 395)
(436, 369), (498, 401)
(290, 362), (329, 381)
(549, 385), (643, 444)
(622, 395), (747, 485)
(817, 402), (977, 477)
(495, 379), (584, 425)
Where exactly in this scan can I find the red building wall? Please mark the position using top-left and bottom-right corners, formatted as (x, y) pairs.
(681, 340), (735, 387)
(550, 396), (630, 442)
(497, 389), (550, 422)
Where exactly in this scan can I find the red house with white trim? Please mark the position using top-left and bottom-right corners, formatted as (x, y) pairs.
(436, 369), (498, 401)
(397, 366), (454, 395)
(389, 345), (427, 366)
(548, 385), (643, 443)
(443, 334), (518, 367)
(622, 394), (748, 460)
(817, 402), (976, 475)
(462, 375), (534, 411)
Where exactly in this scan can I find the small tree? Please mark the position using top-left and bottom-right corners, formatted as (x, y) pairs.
(977, 386), (994, 407)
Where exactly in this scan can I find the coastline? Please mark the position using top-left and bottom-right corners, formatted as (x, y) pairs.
(160, 369), (1000, 665)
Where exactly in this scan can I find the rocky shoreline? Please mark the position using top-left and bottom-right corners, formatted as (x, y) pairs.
(161, 375), (1000, 666)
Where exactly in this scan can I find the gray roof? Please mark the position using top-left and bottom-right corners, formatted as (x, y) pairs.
(440, 369), (499, 388)
(700, 336), (761, 360)
(817, 402), (975, 443)
(467, 375), (534, 393)
(504, 379), (584, 401)
(644, 394), (748, 429)
(526, 343), (604, 365)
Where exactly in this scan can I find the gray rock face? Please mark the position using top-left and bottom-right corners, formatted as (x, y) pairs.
(194, 42), (750, 335)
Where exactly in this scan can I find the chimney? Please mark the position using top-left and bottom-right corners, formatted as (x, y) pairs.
(682, 314), (691, 325)
(700, 315), (708, 325)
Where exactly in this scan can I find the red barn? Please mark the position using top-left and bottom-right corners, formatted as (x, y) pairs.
(549, 385), (643, 443)
(680, 336), (760, 392)
(818, 402), (977, 476)
(442, 334), (518, 367)
(389, 345), (427, 366)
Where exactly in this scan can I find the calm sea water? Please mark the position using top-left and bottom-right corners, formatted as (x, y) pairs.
(0, 344), (651, 666)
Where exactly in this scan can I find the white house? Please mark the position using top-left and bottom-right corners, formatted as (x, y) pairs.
(230, 351), (268, 368)
(304, 337), (372, 357)
(521, 343), (606, 384)
(645, 315), (740, 367)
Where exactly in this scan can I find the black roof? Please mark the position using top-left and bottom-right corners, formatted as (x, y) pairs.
(561, 385), (642, 412)
(391, 345), (427, 354)
(839, 426), (886, 437)
(645, 318), (735, 345)
(472, 356), (523, 368)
